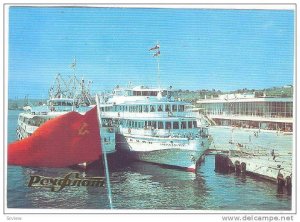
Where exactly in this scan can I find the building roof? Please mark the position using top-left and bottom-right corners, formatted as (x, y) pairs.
(197, 97), (293, 104)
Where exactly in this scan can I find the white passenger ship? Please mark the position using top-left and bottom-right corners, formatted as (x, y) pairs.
(99, 85), (211, 172)
(16, 72), (116, 159)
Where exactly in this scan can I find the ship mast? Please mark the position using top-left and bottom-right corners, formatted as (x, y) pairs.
(69, 57), (94, 106)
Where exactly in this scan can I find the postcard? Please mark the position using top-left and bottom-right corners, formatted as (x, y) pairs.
(2, 2), (297, 221)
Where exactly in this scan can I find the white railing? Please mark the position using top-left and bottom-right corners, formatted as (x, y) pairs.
(120, 127), (200, 138)
(101, 111), (196, 119)
(18, 121), (38, 134)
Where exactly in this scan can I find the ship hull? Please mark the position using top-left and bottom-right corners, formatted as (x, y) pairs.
(116, 134), (210, 172)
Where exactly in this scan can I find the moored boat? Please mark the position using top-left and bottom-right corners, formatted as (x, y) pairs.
(99, 85), (211, 172)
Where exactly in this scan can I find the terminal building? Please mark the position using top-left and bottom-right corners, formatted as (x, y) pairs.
(196, 93), (293, 132)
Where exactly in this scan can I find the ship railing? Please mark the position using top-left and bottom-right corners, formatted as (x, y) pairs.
(121, 127), (200, 139)
(18, 121), (38, 134)
(100, 111), (197, 119)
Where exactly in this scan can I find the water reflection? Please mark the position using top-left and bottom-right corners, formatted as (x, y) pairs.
(7, 110), (291, 210)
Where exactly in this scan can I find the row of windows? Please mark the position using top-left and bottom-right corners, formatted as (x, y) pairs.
(101, 104), (185, 113)
(132, 91), (168, 96)
(19, 116), (50, 127)
(122, 120), (197, 130)
(200, 102), (293, 117)
(48, 101), (74, 106)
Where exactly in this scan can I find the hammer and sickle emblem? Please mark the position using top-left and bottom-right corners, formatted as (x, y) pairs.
(78, 122), (89, 136)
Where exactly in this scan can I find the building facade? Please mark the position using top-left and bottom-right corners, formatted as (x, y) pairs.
(196, 93), (293, 132)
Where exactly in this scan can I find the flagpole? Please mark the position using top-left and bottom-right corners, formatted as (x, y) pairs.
(95, 94), (113, 209)
(156, 41), (160, 89)
(157, 55), (160, 89)
(149, 42), (161, 90)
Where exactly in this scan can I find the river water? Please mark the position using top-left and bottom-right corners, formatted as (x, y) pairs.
(6, 110), (292, 210)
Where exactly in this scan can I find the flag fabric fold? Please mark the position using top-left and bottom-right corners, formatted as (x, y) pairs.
(8, 107), (101, 168)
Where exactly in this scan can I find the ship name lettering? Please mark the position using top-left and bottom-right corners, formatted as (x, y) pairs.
(28, 172), (105, 192)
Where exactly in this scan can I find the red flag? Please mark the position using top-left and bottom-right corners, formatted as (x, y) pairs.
(8, 107), (101, 168)
(149, 44), (160, 51)
(153, 50), (160, 57)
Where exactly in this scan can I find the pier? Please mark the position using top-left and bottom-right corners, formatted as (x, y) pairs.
(214, 151), (292, 195)
(208, 125), (292, 195)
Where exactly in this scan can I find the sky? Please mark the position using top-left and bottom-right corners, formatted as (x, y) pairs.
(8, 7), (294, 99)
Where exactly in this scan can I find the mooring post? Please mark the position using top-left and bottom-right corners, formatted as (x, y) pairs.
(277, 172), (285, 194)
(286, 176), (292, 196)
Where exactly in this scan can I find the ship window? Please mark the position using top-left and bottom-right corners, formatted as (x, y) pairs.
(158, 122), (163, 129)
(166, 122), (171, 129)
(150, 91), (158, 96)
(137, 91), (142, 96)
(143, 105), (149, 112)
(179, 105), (184, 112)
(134, 121), (137, 128)
(142, 91), (148, 96)
(193, 121), (197, 128)
(188, 121), (193, 129)
(133, 91), (137, 96)
(158, 105), (163, 112)
(181, 121), (187, 129)
(150, 105), (156, 112)
(165, 104), (170, 112)
(151, 121), (157, 129)
(139, 105), (143, 113)
(173, 122), (179, 129)
(172, 105), (178, 112)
